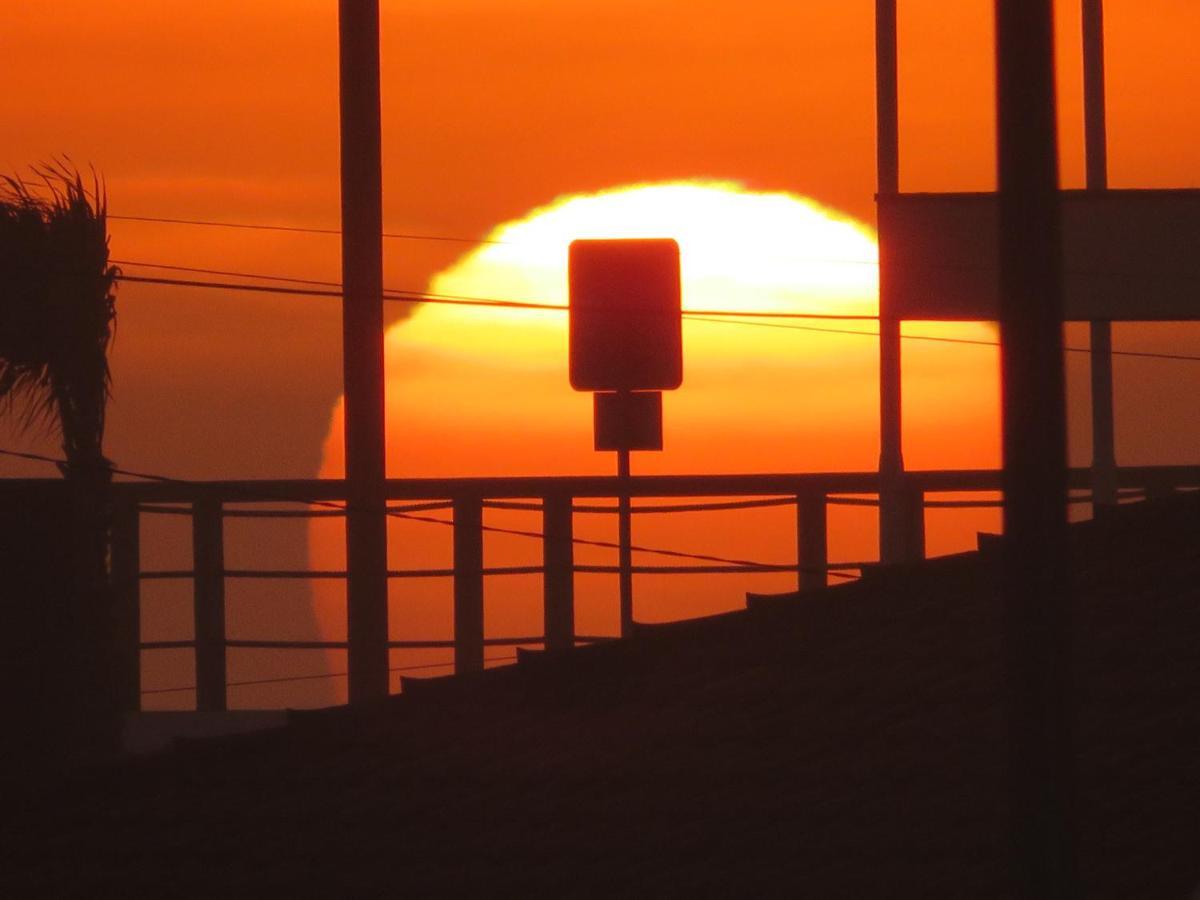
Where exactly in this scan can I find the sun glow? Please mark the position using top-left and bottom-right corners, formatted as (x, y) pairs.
(311, 182), (1001, 700)
(413, 181), (879, 358)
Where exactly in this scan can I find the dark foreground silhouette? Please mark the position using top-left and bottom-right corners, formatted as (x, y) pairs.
(3, 494), (1199, 897)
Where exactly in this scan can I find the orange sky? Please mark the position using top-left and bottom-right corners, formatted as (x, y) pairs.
(3, 0), (1197, 483)
(2, 1), (1198, 705)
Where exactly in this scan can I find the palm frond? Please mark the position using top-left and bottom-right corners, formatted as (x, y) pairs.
(0, 161), (119, 472)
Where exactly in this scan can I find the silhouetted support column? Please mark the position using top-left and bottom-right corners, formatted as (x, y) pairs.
(453, 496), (484, 674)
(875, 0), (899, 198)
(192, 497), (227, 712)
(340, 0), (390, 703)
(617, 447), (634, 638)
(899, 485), (926, 563)
(796, 491), (828, 592)
(1088, 320), (1117, 510)
(110, 496), (142, 713)
(542, 494), (575, 652)
(996, 1), (1077, 895)
(1083, 0), (1118, 511)
(875, 0), (908, 565)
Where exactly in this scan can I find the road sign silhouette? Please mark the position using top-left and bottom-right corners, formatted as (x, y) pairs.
(568, 238), (682, 392)
(593, 391), (663, 451)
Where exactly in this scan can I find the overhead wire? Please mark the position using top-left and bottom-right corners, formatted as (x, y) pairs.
(109, 264), (1200, 362)
(683, 315), (1200, 362)
(108, 210), (1200, 283)
(114, 269), (882, 321)
(109, 213), (509, 246)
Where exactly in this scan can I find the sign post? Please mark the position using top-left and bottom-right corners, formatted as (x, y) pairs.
(568, 239), (682, 638)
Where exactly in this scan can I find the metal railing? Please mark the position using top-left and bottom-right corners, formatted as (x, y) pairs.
(102, 465), (1200, 711)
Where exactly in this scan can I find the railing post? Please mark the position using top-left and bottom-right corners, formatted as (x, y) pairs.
(796, 491), (828, 592)
(1144, 474), (1175, 502)
(903, 486), (926, 563)
(110, 495), (142, 713)
(543, 494), (575, 652)
(453, 496), (484, 674)
(192, 496), (227, 712)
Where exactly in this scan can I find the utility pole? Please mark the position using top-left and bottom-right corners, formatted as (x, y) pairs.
(875, 0), (910, 565)
(995, 1), (1077, 896)
(1083, 0), (1118, 510)
(339, 0), (390, 704)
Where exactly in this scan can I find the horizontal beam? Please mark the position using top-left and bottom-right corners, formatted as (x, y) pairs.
(878, 189), (1200, 321)
(4, 467), (1197, 504)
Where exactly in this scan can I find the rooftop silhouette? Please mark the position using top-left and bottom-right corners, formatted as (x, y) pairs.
(5, 492), (1198, 896)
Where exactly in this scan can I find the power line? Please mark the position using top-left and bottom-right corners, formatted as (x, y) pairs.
(111, 268), (1200, 362)
(109, 212), (880, 266)
(685, 315), (1200, 363)
(109, 211), (1200, 284)
(114, 268), (881, 321)
(109, 213), (509, 247)
(117, 274), (562, 313)
(112, 259), (344, 289)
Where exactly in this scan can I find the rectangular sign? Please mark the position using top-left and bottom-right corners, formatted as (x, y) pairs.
(593, 391), (664, 452)
(569, 238), (683, 392)
(877, 189), (1200, 321)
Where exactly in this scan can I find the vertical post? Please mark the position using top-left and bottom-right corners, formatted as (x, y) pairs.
(543, 494), (576, 652)
(996, 1), (1077, 895)
(876, 0), (908, 565)
(875, 0), (900, 198)
(902, 485), (926, 563)
(796, 491), (828, 592)
(192, 497), (227, 713)
(1083, 0), (1118, 511)
(340, 0), (390, 703)
(617, 445), (634, 638)
(453, 496), (484, 674)
(110, 495), (142, 713)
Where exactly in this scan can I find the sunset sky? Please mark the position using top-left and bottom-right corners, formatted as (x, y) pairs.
(3, 1), (1198, 704)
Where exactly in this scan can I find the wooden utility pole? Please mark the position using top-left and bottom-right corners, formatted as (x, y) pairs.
(1083, 0), (1118, 509)
(875, 0), (910, 565)
(339, 0), (390, 703)
(995, 1), (1077, 896)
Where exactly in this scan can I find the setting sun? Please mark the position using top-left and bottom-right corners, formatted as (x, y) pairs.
(311, 181), (1002, 697)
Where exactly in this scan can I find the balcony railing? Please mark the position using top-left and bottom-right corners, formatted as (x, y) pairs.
(92, 465), (1200, 711)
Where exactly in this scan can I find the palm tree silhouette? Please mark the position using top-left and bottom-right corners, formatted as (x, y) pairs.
(0, 162), (118, 482)
(0, 164), (122, 763)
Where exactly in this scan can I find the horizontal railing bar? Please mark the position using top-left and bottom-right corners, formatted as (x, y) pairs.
(223, 569), (349, 579)
(483, 497), (802, 514)
(145, 634), (619, 653)
(222, 501), (454, 518)
(141, 571), (194, 580)
(576, 564), (806, 575)
(226, 639), (348, 650)
(218, 566), (547, 580)
(2, 466), (1194, 505)
(171, 561), (870, 581)
(90, 471), (970, 501)
(388, 637), (545, 649)
(139, 504), (193, 516)
(126, 485), (1170, 518)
